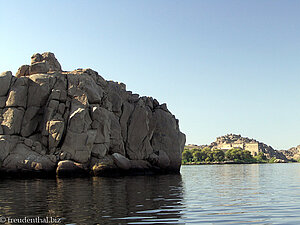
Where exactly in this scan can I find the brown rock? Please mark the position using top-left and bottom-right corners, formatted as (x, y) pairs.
(126, 100), (153, 160)
(119, 101), (134, 143)
(1, 107), (25, 135)
(30, 52), (61, 73)
(2, 143), (55, 172)
(0, 52), (186, 176)
(91, 143), (108, 158)
(91, 106), (111, 144)
(41, 52), (62, 72)
(112, 153), (131, 170)
(24, 138), (33, 147)
(91, 156), (117, 176)
(33, 141), (42, 153)
(109, 112), (125, 155)
(79, 75), (103, 104)
(0, 135), (18, 161)
(31, 53), (43, 64)
(60, 130), (88, 163)
(157, 150), (170, 169)
(20, 106), (40, 137)
(108, 92), (122, 113)
(16, 65), (30, 78)
(0, 71), (12, 96)
(0, 96), (6, 108)
(130, 160), (152, 169)
(56, 160), (87, 177)
(27, 73), (56, 107)
(29, 61), (50, 75)
(48, 120), (65, 149)
(6, 77), (28, 108)
(151, 109), (186, 171)
(58, 103), (65, 114)
(68, 107), (91, 133)
(50, 89), (60, 100)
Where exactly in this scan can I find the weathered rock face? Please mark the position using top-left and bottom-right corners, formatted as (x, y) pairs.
(0, 52), (185, 176)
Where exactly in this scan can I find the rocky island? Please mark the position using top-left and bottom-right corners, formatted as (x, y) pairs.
(209, 134), (287, 160)
(0, 52), (186, 177)
(183, 134), (289, 164)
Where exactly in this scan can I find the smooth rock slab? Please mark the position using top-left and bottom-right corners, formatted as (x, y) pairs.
(16, 65), (30, 78)
(0, 71), (12, 96)
(1, 108), (25, 135)
(0, 96), (6, 108)
(56, 160), (88, 177)
(2, 143), (55, 172)
(91, 156), (118, 176)
(48, 120), (65, 149)
(20, 106), (40, 137)
(29, 61), (50, 75)
(5, 77), (28, 108)
(91, 143), (108, 158)
(112, 153), (131, 170)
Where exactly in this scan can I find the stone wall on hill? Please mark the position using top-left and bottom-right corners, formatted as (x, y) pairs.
(209, 134), (287, 160)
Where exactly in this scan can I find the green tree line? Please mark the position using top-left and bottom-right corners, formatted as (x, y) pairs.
(182, 147), (269, 164)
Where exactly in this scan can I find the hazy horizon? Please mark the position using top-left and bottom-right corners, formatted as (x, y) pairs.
(1, 0), (299, 150)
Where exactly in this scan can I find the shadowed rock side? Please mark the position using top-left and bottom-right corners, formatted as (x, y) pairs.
(0, 52), (186, 177)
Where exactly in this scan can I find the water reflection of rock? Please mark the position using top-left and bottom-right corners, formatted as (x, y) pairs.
(53, 175), (184, 224)
(0, 176), (184, 224)
(0, 179), (58, 218)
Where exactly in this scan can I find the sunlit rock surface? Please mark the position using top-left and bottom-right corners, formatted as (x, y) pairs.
(0, 52), (185, 176)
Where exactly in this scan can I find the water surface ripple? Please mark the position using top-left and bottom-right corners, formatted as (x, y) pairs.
(0, 164), (300, 224)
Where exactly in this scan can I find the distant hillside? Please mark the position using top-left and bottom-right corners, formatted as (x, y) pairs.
(185, 144), (207, 150)
(279, 145), (300, 161)
(187, 134), (288, 160)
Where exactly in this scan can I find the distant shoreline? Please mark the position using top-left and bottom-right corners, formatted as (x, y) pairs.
(182, 161), (294, 165)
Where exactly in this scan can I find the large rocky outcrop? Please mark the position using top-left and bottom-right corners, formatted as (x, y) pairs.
(0, 52), (185, 176)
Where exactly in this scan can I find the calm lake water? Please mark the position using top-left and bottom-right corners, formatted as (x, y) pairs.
(1, 164), (300, 224)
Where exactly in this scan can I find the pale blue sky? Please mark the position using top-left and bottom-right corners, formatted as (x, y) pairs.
(1, 1), (299, 149)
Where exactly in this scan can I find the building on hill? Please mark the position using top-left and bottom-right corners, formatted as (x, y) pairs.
(187, 134), (288, 160)
(232, 139), (244, 149)
(212, 140), (260, 156)
(244, 142), (260, 156)
(210, 134), (263, 156)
